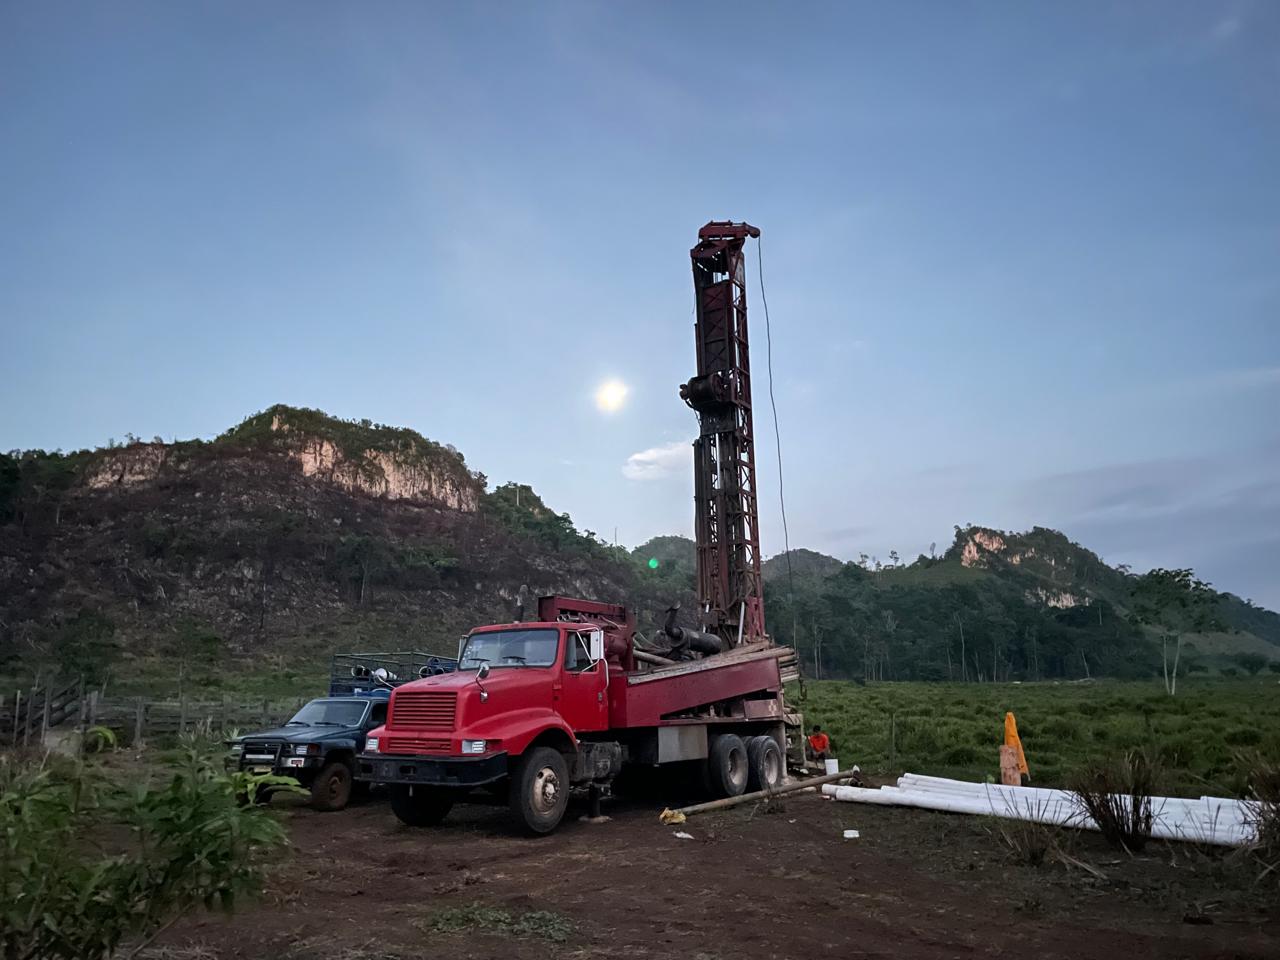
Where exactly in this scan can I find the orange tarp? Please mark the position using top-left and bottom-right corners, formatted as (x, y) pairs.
(1004, 711), (1029, 779)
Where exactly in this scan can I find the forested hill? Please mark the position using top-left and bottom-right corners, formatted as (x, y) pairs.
(0, 405), (694, 695)
(760, 526), (1280, 681)
(2, 405), (1275, 693)
(646, 528), (1278, 681)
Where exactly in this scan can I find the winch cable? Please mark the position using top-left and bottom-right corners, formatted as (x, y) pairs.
(755, 237), (798, 651)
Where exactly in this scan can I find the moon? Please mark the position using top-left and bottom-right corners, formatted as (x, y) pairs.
(595, 379), (629, 413)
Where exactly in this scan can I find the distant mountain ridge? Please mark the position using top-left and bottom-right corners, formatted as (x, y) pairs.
(1, 404), (1274, 690)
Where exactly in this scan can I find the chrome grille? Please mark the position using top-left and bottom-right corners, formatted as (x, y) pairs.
(391, 690), (457, 730)
(386, 737), (451, 754)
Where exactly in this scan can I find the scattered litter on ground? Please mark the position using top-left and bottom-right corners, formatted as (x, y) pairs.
(843, 829), (860, 840)
(659, 808), (686, 825)
(673, 831), (694, 840)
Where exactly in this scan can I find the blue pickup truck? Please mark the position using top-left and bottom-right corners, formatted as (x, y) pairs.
(227, 651), (456, 811)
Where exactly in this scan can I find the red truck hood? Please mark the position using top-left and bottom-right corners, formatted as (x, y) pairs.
(394, 668), (545, 695)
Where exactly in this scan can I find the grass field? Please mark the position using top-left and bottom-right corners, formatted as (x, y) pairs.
(798, 677), (1280, 797)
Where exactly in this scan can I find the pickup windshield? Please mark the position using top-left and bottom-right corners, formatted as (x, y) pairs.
(460, 628), (558, 669)
(287, 700), (368, 727)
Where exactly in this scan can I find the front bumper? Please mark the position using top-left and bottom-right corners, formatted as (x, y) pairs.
(226, 755), (324, 780)
(357, 752), (508, 787)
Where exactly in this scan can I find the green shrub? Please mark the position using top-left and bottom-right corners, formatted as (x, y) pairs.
(1225, 727), (1263, 747)
(0, 748), (297, 960)
(943, 745), (983, 766)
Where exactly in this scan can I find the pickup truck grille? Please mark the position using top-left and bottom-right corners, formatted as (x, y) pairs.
(385, 737), (451, 754)
(391, 691), (457, 730)
(241, 741), (284, 764)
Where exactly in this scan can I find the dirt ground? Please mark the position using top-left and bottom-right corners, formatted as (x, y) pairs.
(149, 783), (1279, 960)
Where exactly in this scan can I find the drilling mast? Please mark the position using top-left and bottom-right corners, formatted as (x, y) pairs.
(680, 221), (767, 649)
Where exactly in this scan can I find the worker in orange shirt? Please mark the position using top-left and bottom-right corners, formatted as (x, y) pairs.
(806, 725), (831, 763)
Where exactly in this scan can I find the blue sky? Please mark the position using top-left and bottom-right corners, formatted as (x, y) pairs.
(2, 2), (1277, 608)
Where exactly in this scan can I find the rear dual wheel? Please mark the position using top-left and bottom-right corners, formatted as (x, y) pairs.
(705, 733), (784, 798)
(746, 735), (784, 793)
(707, 734), (749, 798)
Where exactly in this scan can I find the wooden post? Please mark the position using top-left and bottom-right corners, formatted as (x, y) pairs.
(86, 690), (99, 728)
(1000, 745), (1021, 786)
(23, 686), (36, 748)
(670, 769), (860, 818)
(133, 698), (146, 749)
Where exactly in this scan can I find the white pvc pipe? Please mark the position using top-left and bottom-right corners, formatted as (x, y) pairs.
(822, 776), (1256, 847)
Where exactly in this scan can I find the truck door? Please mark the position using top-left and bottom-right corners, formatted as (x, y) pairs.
(554, 630), (609, 733)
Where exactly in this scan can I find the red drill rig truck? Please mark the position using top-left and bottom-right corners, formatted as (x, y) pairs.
(356, 221), (800, 834)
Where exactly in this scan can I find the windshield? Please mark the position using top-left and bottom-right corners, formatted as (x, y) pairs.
(460, 628), (559, 669)
(287, 700), (368, 727)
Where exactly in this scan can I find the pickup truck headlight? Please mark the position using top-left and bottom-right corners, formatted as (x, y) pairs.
(293, 743), (320, 755)
(462, 740), (487, 755)
(227, 742), (243, 756)
(365, 738), (379, 754)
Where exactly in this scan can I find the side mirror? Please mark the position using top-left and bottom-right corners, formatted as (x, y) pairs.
(588, 629), (605, 663)
(477, 662), (491, 680)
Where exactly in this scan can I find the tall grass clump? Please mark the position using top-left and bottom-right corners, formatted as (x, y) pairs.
(1239, 752), (1280, 885)
(1069, 749), (1162, 853)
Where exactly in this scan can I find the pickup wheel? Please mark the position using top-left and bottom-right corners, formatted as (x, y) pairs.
(746, 736), (784, 793)
(310, 761), (353, 812)
(707, 734), (749, 799)
(510, 747), (569, 835)
(389, 784), (454, 826)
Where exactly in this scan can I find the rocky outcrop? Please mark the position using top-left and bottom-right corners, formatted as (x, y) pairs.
(85, 444), (168, 488)
(1026, 586), (1088, 609)
(289, 435), (479, 511)
(82, 411), (482, 513)
(961, 530), (1007, 567)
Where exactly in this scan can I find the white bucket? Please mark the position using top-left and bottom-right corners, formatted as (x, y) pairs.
(824, 758), (840, 776)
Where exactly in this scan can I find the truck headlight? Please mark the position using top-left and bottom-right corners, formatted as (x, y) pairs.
(366, 738), (379, 754)
(462, 740), (487, 755)
(227, 742), (243, 755)
(293, 743), (319, 755)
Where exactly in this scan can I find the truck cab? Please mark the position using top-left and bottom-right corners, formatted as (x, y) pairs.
(228, 695), (389, 811)
(358, 620), (613, 832)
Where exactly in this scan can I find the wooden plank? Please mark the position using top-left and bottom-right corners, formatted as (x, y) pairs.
(627, 645), (790, 686)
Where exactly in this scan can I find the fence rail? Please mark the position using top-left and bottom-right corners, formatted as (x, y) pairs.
(92, 697), (307, 744)
(1, 679), (85, 749)
(1, 681), (309, 750)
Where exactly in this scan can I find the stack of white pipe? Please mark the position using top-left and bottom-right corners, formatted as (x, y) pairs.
(822, 773), (1256, 847)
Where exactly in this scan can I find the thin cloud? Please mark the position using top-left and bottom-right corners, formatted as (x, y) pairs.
(622, 439), (691, 481)
(1210, 16), (1241, 43)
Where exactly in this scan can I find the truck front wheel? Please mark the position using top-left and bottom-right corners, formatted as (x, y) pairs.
(310, 761), (353, 812)
(511, 746), (569, 835)
(389, 784), (454, 826)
